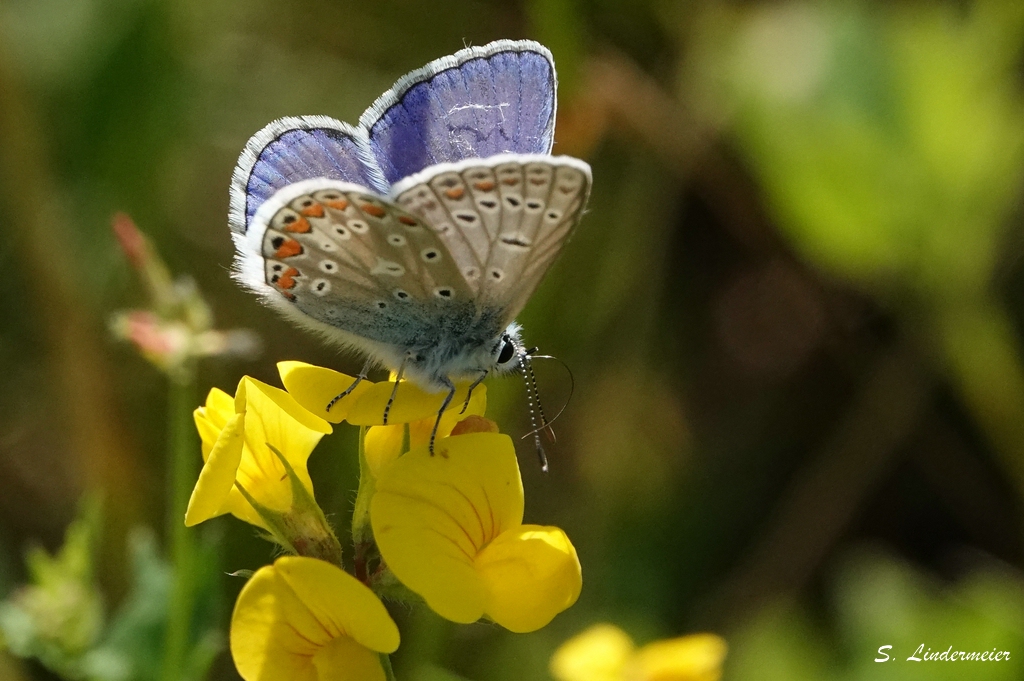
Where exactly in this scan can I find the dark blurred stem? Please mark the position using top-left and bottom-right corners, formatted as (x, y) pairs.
(0, 42), (145, 598)
(162, 366), (198, 681)
(936, 298), (1024, 496)
(712, 340), (930, 621)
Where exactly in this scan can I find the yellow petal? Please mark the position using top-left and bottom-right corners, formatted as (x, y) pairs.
(231, 557), (399, 681)
(233, 377), (329, 513)
(230, 566), (330, 681)
(237, 376), (332, 435)
(475, 525), (582, 633)
(202, 387), (236, 427)
(274, 556), (399, 654)
(633, 633), (727, 681)
(312, 636), (386, 681)
(364, 424), (406, 477)
(364, 385), (488, 476)
(407, 385), (488, 451)
(278, 361), (373, 424)
(194, 410), (219, 461)
(370, 433), (522, 623)
(185, 413), (245, 527)
(550, 624), (635, 681)
(345, 380), (478, 426)
(195, 387), (236, 459)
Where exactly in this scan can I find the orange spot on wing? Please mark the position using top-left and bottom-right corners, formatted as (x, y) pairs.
(326, 198), (350, 210)
(473, 181), (495, 191)
(284, 217), (312, 233)
(277, 267), (300, 290)
(529, 178), (546, 186)
(398, 215), (418, 226)
(274, 239), (304, 259)
(300, 203), (325, 218)
(360, 203), (387, 218)
(501, 178), (519, 186)
(559, 186), (575, 194)
(444, 187), (465, 200)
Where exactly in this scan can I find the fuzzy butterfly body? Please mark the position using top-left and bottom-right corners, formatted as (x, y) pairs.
(229, 40), (591, 403)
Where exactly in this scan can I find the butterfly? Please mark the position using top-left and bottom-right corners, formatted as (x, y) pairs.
(228, 40), (592, 460)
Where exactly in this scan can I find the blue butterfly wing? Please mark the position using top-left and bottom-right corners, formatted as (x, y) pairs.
(229, 116), (388, 234)
(359, 40), (556, 185)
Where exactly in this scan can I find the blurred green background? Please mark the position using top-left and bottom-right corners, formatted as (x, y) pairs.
(2, 0), (1024, 679)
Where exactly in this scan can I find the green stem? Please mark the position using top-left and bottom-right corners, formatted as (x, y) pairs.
(162, 366), (198, 681)
(380, 653), (397, 681)
(351, 426), (375, 545)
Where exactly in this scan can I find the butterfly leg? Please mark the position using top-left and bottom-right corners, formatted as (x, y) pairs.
(459, 369), (489, 414)
(382, 361), (406, 426)
(326, 357), (374, 413)
(429, 377), (458, 456)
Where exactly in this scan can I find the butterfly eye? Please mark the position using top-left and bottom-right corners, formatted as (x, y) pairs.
(497, 339), (516, 365)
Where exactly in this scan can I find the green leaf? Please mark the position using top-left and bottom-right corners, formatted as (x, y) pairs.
(86, 527), (223, 681)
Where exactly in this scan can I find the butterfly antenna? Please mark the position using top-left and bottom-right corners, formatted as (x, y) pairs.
(518, 350), (549, 472)
(525, 351), (555, 443)
(521, 352), (575, 437)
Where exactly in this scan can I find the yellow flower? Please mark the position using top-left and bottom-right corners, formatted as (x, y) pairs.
(370, 433), (581, 633)
(277, 361), (374, 423)
(231, 556), (399, 681)
(362, 383), (488, 475)
(187, 377), (339, 561)
(279, 360), (482, 430)
(550, 624), (727, 681)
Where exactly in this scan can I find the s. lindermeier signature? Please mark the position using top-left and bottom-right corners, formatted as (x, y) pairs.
(875, 645), (1011, 662)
